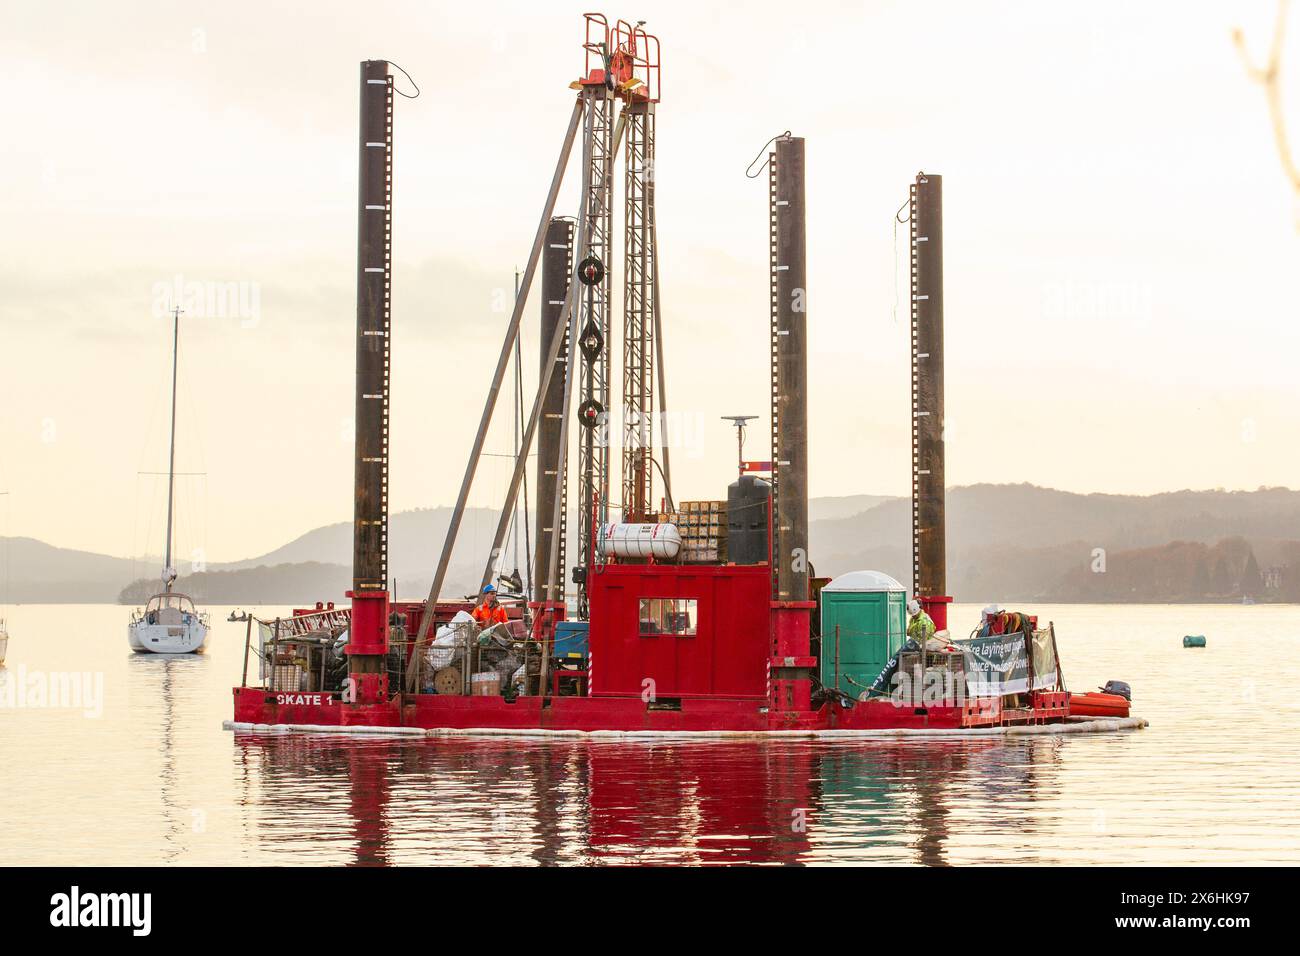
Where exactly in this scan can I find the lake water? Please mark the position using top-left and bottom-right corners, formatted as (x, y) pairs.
(1, 602), (1296, 865)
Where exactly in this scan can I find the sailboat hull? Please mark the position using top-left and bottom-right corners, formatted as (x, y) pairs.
(128, 620), (208, 654)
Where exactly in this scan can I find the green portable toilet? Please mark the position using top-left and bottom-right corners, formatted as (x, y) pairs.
(820, 571), (907, 696)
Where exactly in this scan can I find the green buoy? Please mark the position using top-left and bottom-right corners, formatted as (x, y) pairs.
(1183, 635), (1206, 648)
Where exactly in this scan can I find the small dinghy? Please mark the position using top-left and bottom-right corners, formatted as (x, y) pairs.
(1070, 680), (1131, 718)
(1183, 634), (1206, 648)
(1069, 692), (1130, 718)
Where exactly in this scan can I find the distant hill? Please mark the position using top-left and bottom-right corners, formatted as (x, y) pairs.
(11, 485), (1300, 604)
(221, 506), (498, 572)
(217, 505), (508, 602)
(0, 537), (143, 603)
(812, 484), (1300, 603)
(1, 508), (507, 605)
(1051, 537), (1270, 603)
(118, 562), (352, 606)
(808, 494), (897, 522)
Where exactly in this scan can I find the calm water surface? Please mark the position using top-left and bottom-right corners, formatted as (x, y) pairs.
(1, 602), (1297, 865)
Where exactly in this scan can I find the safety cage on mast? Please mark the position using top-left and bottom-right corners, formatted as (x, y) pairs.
(580, 13), (661, 102)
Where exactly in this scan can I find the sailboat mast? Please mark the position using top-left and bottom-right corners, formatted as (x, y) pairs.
(163, 306), (180, 590)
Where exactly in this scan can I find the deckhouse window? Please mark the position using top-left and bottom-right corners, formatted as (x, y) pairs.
(638, 598), (697, 637)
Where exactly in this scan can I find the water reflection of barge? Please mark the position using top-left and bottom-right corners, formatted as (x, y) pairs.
(232, 732), (1070, 865)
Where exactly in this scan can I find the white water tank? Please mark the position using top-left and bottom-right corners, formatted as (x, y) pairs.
(596, 522), (682, 560)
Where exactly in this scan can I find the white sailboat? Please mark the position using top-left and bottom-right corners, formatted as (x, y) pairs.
(128, 308), (209, 654)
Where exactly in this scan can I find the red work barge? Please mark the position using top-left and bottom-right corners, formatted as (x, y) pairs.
(230, 586), (1075, 734)
(230, 19), (1137, 739)
(230, 554), (1091, 735)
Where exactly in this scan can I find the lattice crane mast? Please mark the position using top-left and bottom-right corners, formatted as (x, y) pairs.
(568, 16), (662, 617)
(413, 16), (663, 682)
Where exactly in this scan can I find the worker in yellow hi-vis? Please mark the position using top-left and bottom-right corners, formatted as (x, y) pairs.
(906, 598), (935, 645)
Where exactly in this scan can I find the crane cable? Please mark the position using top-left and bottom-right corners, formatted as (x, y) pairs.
(387, 61), (420, 98)
(892, 194), (911, 325)
(744, 130), (791, 178)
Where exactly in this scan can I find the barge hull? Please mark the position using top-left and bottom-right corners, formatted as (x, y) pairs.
(232, 687), (1110, 735)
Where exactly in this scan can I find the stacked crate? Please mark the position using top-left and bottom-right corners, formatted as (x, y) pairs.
(660, 500), (728, 563)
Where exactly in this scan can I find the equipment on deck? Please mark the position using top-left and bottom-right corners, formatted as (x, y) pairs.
(596, 522), (682, 560)
(726, 474), (770, 566)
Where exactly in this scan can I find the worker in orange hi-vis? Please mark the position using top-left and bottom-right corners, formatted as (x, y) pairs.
(471, 584), (509, 627)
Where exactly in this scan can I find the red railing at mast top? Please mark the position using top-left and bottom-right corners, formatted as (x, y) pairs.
(579, 13), (661, 102)
(581, 11), (610, 81)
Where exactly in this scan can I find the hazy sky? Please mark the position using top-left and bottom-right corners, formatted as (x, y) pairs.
(2, 0), (1298, 563)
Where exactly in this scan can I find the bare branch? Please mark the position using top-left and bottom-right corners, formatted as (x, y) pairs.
(1235, 0), (1300, 198)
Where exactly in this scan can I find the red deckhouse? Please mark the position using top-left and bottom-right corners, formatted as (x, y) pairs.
(230, 15), (1136, 737)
